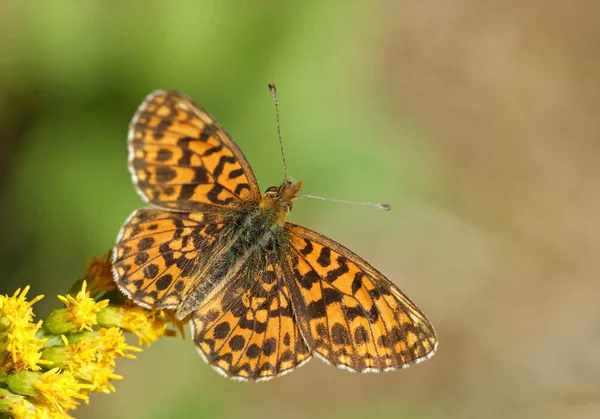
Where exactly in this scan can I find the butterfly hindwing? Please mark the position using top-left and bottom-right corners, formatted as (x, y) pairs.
(190, 256), (312, 381)
(128, 90), (261, 211)
(113, 208), (227, 309)
(284, 223), (437, 372)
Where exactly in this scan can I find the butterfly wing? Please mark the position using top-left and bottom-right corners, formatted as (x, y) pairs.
(284, 223), (437, 372)
(113, 208), (229, 310)
(189, 255), (312, 381)
(128, 90), (261, 211)
(114, 90), (263, 309)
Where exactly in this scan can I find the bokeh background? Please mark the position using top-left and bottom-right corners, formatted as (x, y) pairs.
(2, 1), (600, 418)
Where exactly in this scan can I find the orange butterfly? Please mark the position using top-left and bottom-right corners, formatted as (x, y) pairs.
(112, 87), (437, 381)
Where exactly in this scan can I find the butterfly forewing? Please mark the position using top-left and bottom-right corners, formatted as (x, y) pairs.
(284, 223), (437, 372)
(190, 255), (311, 381)
(128, 90), (261, 210)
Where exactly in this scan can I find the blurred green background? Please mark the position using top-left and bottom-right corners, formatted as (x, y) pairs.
(2, 1), (600, 418)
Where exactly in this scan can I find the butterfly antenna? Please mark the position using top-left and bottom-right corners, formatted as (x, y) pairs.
(296, 194), (392, 211)
(269, 82), (288, 180)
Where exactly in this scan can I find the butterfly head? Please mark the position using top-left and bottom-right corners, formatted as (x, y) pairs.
(260, 178), (302, 224)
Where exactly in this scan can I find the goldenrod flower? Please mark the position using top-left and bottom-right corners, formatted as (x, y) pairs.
(0, 388), (36, 418)
(0, 252), (182, 418)
(7, 368), (91, 416)
(98, 303), (182, 345)
(0, 287), (48, 372)
(46, 281), (109, 334)
(67, 327), (141, 393)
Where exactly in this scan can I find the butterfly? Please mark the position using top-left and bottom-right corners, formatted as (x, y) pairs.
(112, 87), (437, 381)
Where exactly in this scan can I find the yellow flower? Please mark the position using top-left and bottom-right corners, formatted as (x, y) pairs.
(97, 303), (184, 345)
(0, 388), (38, 419)
(36, 368), (90, 411)
(0, 287), (48, 372)
(21, 406), (75, 419)
(66, 327), (141, 393)
(46, 281), (109, 334)
(0, 252), (182, 418)
(6, 368), (90, 416)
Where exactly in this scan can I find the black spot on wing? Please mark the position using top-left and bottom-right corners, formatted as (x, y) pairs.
(156, 148), (173, 161)
(213, 322), (230, 339)
(143, 264), (158, 279)
(326, 262), (349, 282)
(263, 338), (277, 356)
(155, 166), (177, 182)
(193, 166), (209, 184)
(234, 183), (251, 196)
(155, 274), (173, 290)
(174, 281), (185, 293)
(229, 168), (245, 179)
(246, 344), (261, 359)
(351, 272), (363, 295)
(207, 184), (234, 205)
(343, 306), (363, 321)
(317, 247), (331, 267)
(331, 323), (350, 345)
(308, 300), (326, 319)
(316, 323), (328, 338)
(213, 155), (237, 179)
(138, 237), (155, 251)
(135, 252), (149, 265)
(299, 239), (313, 256)
(354, 326), (369, 344)
(322, 287), (343, 304)
(203, 143), (223, 157)
(176, 137), (194, 165)
(295, 269), (320, 290)
(229, 335), (246, 351)
(199, 123), (217, 142)
(178, 184), (196, 201)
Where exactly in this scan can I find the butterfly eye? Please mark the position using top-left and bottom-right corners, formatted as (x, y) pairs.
(264, 186), (279, 197)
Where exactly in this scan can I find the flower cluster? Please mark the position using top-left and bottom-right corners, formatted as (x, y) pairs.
(0, 252), (184, 418)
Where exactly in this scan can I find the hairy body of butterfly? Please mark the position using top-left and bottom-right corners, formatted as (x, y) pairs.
(113, 90), (437, 381)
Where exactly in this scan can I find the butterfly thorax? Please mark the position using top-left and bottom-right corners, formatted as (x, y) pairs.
(259, 179), (302, 226)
